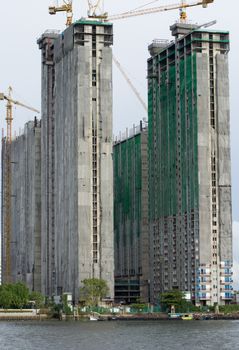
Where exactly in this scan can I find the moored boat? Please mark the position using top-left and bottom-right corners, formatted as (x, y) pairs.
(168, 313), (181, 319)
(181, 314), (193, 320)
(89, 315), (99, 321)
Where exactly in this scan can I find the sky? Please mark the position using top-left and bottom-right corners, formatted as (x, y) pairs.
(0, 0), (238, 286)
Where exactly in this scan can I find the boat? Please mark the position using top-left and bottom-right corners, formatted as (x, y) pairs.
(89, 311), (105, 321)
(181, 314), (193, 320)
(168, 313), (181, 319)
(89, 315), (99, 321)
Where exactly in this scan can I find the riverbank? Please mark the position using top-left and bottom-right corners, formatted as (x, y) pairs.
(1, 310), (239, 321)
(0, 309), (49, 321)
(66, 312), (239, 321)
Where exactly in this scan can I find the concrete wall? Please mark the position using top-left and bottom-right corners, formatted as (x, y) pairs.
(197, 53), (211, 264)
(197, 53), (232, 263)
(216, 55), (232, 262)
(196, 32), (232, 305)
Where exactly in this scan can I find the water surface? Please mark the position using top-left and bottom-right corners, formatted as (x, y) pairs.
(0, 320), (237, 350)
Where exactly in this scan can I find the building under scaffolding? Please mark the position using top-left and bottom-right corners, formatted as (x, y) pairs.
(148, 23), (233, 306)
(1, 119), (41, 292)
(38, 19), (114, 301)
(114, 122), (149, 303)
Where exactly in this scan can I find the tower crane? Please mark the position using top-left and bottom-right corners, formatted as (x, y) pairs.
(48, 0), (214, 25)
(0, 87), (40, 283)
(87, 0), (106, 18)
(104, 0), (214, 21)
(49, 0), (73, 26)
(47, 0), (214, 113)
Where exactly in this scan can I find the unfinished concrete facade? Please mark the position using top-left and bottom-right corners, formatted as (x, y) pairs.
(1, 120), (41, 291)
(37, 30), (59, 297)
(38, 19), (114, 301)
(148, 24), (233, 306)
(114, 123), (149, 303)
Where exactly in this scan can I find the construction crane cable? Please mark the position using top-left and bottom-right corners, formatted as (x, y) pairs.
(113, 56), (147, 113)
(131, 0), (162, 12)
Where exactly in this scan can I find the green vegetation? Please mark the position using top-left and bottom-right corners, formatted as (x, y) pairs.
(159, 290), (198, 313)
(219, 304), (239, 314)
(130, 303), (148, 313)
(79, 278), (109, 307)
(0, 283), (45, 309)
(0, 282), (29, 309)
(29, 291), (45, 308)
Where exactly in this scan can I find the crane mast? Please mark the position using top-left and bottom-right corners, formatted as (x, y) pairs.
(49, 0), (73, 26)
(3, 87), (13, 283)
(0, 88), (40, 283)
(87, 0), (106, 17)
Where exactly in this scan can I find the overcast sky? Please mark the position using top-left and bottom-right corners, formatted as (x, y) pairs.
(0, 0), (238, 283)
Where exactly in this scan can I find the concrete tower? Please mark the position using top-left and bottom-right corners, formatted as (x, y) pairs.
(148, 24), (233, 306)
(38, 19), (114, 301)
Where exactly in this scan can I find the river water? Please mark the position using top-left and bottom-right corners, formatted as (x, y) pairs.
(0, 320), (238, 350)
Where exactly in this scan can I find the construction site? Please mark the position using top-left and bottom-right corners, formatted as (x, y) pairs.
(1, 0), (234, 306)
(114, 122), (149, 303)
(148, 21), (232, 305)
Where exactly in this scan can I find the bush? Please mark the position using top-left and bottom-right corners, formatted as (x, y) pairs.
(219, 304), (239, 314)
(29, 291), (45, 308)
(0, 282), (29, 309)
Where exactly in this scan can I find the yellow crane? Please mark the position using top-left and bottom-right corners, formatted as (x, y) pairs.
(104, 0), (214, 21)
(47, 0), (214, 116)
(0, 87), (40, 283)
(47, 0), (214, 112)
(48, 0), (214, 25)
(49, 0), (73, 26)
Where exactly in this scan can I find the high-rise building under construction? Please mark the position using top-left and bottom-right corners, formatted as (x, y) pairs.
(114, 123), (149, 303)
(1, 120), (41, 291)
(38, 19), (114, 301)
(148, 23), (233, 306)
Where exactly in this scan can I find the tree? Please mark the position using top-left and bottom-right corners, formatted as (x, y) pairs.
(159, 290), (186, 312)
(79, 278), (109, 307)
(130, 303), (148, 312)
(29, 291), (45, 308)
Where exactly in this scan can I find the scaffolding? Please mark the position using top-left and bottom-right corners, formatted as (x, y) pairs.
(147, 26), (231, 304)
(114, 124), (149, 303)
